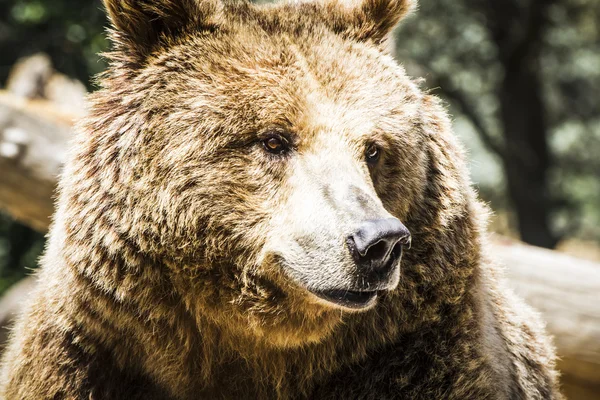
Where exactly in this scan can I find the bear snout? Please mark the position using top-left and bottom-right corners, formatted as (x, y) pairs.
(346, 217), (411, 275)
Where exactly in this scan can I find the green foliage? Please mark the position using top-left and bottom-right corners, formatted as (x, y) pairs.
(0, 0), (109, 87)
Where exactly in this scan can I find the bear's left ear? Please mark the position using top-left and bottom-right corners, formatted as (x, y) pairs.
(316, 0), (416, 44)
(103, 0), (222, 63)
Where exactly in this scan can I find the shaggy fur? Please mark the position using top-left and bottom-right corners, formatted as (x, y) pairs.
(0, 0), (562, 398)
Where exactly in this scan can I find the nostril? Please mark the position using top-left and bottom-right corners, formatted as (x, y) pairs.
(364, 240), (388, 263)
(347, 218), (411, 271)
(390, 241), (403, 262)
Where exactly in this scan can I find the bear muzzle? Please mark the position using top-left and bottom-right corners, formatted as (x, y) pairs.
(307, 218), (411, 311)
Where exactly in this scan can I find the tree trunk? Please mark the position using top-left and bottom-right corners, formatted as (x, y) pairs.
(499, 57), (558, 248)
(470, 0), (559, 249)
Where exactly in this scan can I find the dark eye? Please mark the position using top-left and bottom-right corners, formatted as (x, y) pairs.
(365, 143), (380, 163)
(262, 134), (289, 155)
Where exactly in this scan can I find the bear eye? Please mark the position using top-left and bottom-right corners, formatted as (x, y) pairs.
(365, 143), (380, 163)
(262, 134), (289, 155)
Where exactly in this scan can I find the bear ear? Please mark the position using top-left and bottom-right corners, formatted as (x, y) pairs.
(319, 0), (416, 44)
(103, 0), (222, 62)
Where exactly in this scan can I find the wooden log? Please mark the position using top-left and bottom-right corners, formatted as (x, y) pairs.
(0, 91), (73, 231)
(0, 54), (85, 230)
(491, 238), (600, 397)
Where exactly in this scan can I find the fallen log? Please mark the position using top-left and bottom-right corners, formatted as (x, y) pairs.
(491, 238), (600, 398)
(0, 92), (72, 231)
(0, 54), (84, 230)
(0, 88), (599, 399)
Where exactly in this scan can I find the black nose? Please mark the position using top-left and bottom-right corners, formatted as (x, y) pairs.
(347, 218), (411, 272)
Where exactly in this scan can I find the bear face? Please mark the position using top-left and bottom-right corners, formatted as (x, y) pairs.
(85, 0), (434, 348)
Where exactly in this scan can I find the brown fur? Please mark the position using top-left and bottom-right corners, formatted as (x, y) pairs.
(0, 0), (562, 398)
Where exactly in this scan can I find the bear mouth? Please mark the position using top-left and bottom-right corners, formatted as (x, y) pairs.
(311, 289), (379, 310)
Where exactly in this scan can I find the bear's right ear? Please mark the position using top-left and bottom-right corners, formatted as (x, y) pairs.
(312, 0), (416, 44)
(103, 0), (222, 62)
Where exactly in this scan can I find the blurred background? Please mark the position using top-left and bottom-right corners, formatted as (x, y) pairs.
(0, 0), (598, 398)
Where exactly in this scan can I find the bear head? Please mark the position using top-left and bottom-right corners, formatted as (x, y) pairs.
(78, 0), (466, 348)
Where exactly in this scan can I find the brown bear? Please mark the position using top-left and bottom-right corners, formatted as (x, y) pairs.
(0, 0), (562, 398)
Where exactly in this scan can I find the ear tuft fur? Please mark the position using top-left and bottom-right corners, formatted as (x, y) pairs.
(324, 0), (416, 43)
(103, 0), (222, 62)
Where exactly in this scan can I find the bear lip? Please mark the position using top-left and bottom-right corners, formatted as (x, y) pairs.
(310, 289), (379, 310)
